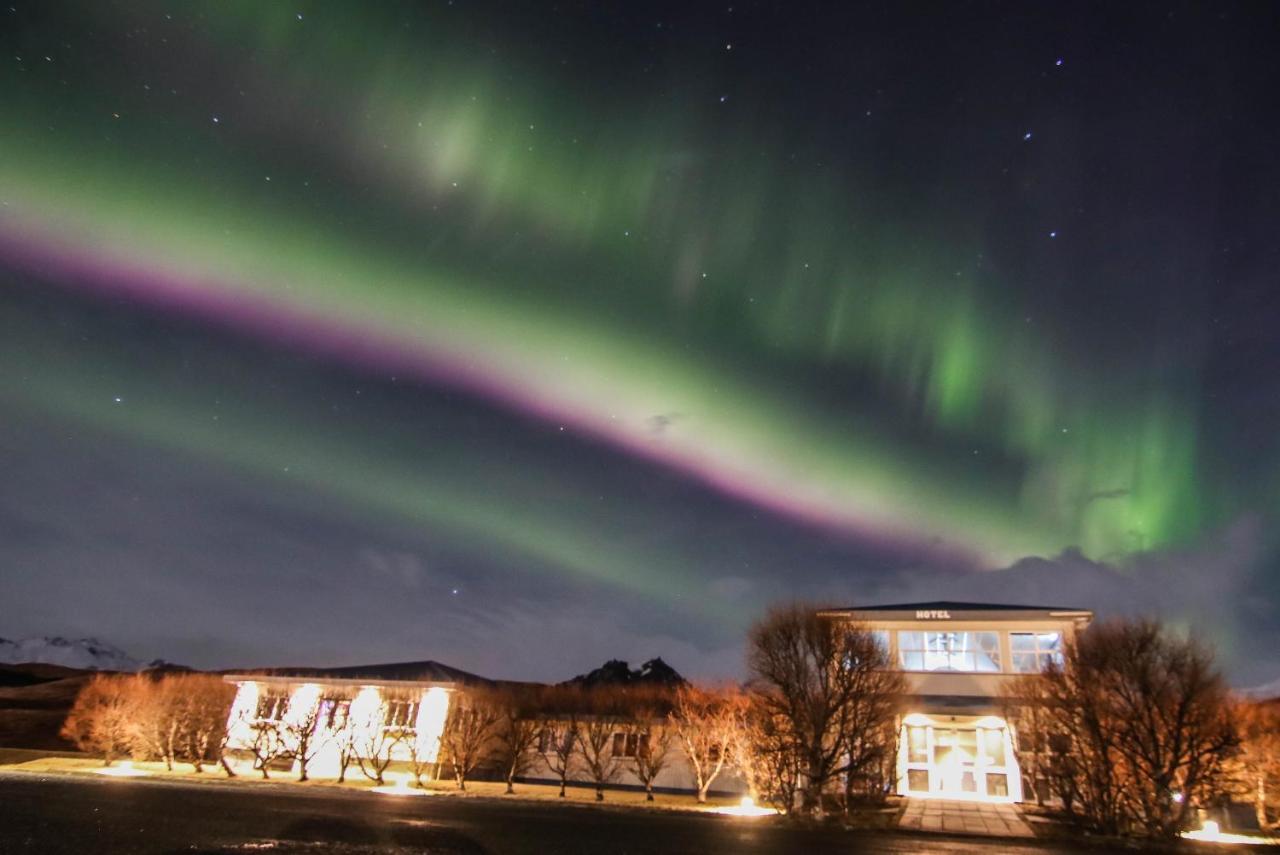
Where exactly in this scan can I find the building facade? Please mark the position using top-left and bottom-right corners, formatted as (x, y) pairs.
(220, 603), (1091, 802)
(222, 661), (478, 780)
(821, 601), (1092, 804)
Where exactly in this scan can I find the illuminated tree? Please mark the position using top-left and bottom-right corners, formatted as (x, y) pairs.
(575, 689), (630, 801)
(1226, 699), (1280, 831)
(538, 693), (583, 798)
(131, 676), (188, 770)
(492, 686), (543, 794)
(669, 685), (738, 803)
(280, 688), (330, 782)
(176, 675), (235, 773)
(439, 690), (502, 791)
(1008, 618), (1237, 838)
(746, 604), (904, 816)
(626, 711), (674, 802)
(61, 674), (135, 765)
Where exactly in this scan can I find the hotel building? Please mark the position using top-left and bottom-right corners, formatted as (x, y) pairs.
(221, 600), (1091, 803)
(820, 600), (1092, 803)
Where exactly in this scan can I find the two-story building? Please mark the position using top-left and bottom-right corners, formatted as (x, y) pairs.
(820, 600), (1092, 804)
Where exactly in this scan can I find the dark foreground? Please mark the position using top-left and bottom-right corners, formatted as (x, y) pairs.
(0, 771), (1129, 854)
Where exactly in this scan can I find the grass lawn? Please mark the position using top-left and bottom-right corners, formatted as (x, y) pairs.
(0, 753), (754, 813)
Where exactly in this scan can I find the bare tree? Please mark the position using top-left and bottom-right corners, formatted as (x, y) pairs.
(62, 674), (136, 765)
(1008, 618), (1238, 838)
(492, 686), (543, 794)
(628, 713), (674, 802)
(737, 692), (801, 813)
(280, 692), (329, 782)
(747, 604), (904, 816)
(247, 718), (291, 779)
(669, 685), (738, 803)
(353, 722), (404, 786)
(576, 688), (631, 801)
(1228, 699), (1280, 831)
(179, 675), (235, 774)
(538, 702), (583, 798)
(440, 690), (502, 790)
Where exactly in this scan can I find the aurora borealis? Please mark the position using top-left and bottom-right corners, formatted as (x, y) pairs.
(2, 2), (1278, 684)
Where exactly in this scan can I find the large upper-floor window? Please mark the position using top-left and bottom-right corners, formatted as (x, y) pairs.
(1010, 632), (1063, 672)
(899, 631), (1001, 672)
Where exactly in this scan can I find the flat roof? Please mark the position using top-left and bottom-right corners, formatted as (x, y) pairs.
(819, 600), (1093, 622)
(222, 659), (492, 687)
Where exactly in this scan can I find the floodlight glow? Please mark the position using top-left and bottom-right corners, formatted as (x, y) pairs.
(93, 760), (148, 778)
(1181, 819), (1274, 845)
(371, 771), (429, 797)
(706, 795), (776, 817)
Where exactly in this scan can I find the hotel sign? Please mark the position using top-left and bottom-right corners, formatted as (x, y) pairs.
(916, 610), (952, 619)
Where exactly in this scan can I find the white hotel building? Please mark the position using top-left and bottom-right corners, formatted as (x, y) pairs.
(822, 600), (1093, 803)
(221, 600), (1091, 803)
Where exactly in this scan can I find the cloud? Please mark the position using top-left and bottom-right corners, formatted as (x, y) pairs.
(858, 516), (1275, 686)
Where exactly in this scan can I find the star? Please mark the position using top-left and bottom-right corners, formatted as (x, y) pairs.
(1023, 131), (1033, 141)
(719, 95), (728, 103)
(1055, 57), (1064, 66)
(1049, 231), (1058, 238)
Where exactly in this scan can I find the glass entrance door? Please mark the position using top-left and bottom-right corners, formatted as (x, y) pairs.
(932, 728), (978, 795)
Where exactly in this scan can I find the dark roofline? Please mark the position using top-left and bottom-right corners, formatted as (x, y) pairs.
(228, 659), (495, 687)
(822, 600), (1090, 614)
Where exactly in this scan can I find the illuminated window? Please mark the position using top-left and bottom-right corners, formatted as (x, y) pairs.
(317, 698), (350, 731)
(1010, 632), (1063, 672)
(899, 631), (1001, 672)
(384, 699), (419, 728)
(871, 630), (890, 654)
(255, 691), (289, 721)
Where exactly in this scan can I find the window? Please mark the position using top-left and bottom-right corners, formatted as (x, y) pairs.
(898, 631), (1001, 672)
(871, 630), (890, 655)
(255, 691), (288, 721)
(1010, 632), (1063, 672)
(317, 698), (350, 731)
(540, 727), (571, 754)
(384, 699), (418, 728)
(612, 732), (643, 757)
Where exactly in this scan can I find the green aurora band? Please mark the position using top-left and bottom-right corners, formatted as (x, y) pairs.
(0, 1), (1229, 589)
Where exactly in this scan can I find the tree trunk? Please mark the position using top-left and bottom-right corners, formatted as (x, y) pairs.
(559, 778), (567, 797)
(595, 785), (604, 801)
(646, 783), (654, 802)
(505, 773), (515, 794)
(219, 755), (237, 778)
(1257, 774), (1270, 832)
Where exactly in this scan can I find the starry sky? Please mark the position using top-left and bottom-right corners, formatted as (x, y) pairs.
(2, 1), (1278, 686)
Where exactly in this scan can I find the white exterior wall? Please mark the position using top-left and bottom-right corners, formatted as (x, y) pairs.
(223, 678), (454, 780)
(830, 607), (1091, 804)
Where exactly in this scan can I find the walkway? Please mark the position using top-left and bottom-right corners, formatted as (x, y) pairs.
(899, 798), (1036, 838)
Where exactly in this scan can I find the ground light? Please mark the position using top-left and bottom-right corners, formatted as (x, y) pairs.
(706, 796), (777, 817)
(1181, 819), (1274, 846)
(92, 760), (148, 778)
(371, 772), (429, 797)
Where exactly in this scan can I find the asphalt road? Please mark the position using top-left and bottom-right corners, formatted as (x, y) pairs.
(0, 770), (1108, 854)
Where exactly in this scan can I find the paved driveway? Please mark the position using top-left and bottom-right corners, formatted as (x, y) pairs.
(900, 798), (1035, 838)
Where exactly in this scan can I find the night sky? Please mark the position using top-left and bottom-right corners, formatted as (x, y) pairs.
(2, 1), (1278, 686)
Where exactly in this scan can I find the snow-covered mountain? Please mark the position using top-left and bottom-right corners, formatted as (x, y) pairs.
(0, 636), (144, 671)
